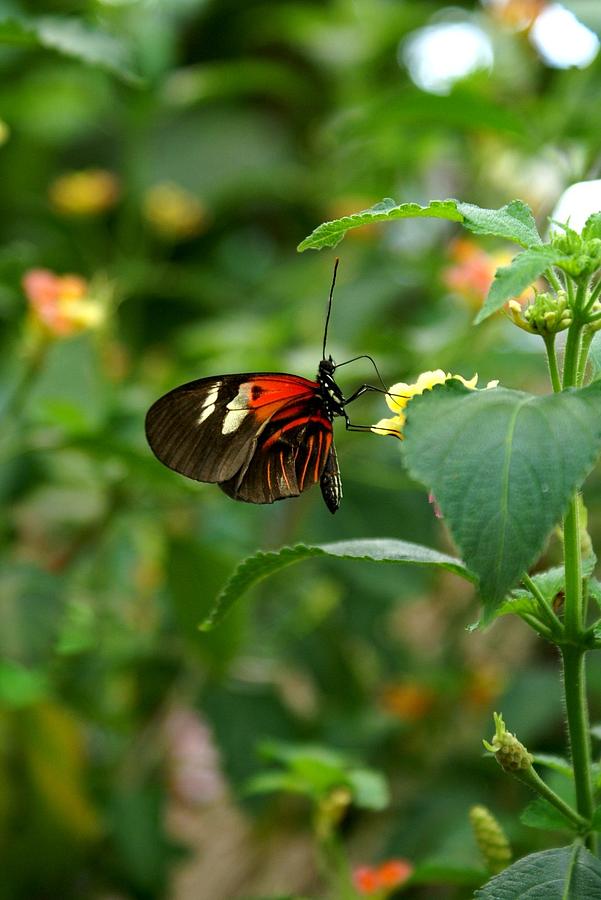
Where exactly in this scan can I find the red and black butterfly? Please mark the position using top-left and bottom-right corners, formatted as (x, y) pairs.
(145, 261), (390, 514)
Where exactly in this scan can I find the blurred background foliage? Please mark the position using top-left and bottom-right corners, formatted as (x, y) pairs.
(2, 0), (601, 897)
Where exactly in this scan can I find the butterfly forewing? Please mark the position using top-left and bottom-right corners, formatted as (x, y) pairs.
(145, 373), (336, 505)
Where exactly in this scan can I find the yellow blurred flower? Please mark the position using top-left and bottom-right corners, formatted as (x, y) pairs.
(22, 268), (105, 337)
(0, 118), (10, 146)
(143, 182), (208, 241)
(49, 169), (120, 216)
(372, 369), (499, 438)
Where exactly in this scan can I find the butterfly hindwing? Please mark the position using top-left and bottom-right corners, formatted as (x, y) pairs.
(145, 373), (327, 489)
(219, 413), (334, 505)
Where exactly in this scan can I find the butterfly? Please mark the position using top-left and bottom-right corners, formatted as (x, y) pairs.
(145, 260), (395, 513)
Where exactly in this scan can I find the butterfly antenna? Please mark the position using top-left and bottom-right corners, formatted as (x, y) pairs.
(322, 257), (340, 360)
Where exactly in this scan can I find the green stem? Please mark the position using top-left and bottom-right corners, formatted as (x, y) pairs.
(516, 764), (589, 831)
(576, 329), (594, 385)
(520, 611), (553, 641)
(543, 334), (562, 393)
(561, 647), (595, 829)
(584, 277), (601, 311)
(546, 267), (564, 292)
(522, 573), (563, 634)
(562, 320), (583, 389)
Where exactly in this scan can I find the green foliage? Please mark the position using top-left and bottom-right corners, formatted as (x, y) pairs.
(520, 797), (574, 832)
(247, 741), (389, 811)
(0, 15), (141, 84)
(201, 538), (474, 629)
(476, 248), (563, 324)
(402, 380), (601, 615)
(475, 845), (601, 899)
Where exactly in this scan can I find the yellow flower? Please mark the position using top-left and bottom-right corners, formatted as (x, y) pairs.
(372, 369), (498, 438)
(49, 169), (120, 216)
(143, 182), (208, 241)
(23, 269), (106, 337)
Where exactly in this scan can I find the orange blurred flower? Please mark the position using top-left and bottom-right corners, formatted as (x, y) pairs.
(143, 182), (208, 241)
(485, 0), (548, 31)
(380, 679), (436, 722)
(326, 195), (379, 242)
(353, 859), (413, 896)
(442, 238), (516, 309)
(463, 664), (506, 710)
(49, 169), (120, 216)
(23, 268), (104, 337)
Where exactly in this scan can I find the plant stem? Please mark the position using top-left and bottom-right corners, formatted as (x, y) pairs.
(561, 646), (595, 829)
(576, 328), (594, 385)
(560, 303), (595, 847)
(546, 268), (564, 292)
(562, 320), (583, 389)
(516, 764), (589, 831)
(543, 335), (562, 393)
(520, 611), (553, 641)
(521, 573), (563, 634)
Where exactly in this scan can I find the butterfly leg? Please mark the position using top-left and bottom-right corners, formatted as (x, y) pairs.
(343, 413), (401, 436)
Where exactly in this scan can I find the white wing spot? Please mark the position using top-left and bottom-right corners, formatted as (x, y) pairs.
(197, 382), (221, 425)
(222, 408), (248, 434)
(221, 383), (251, 434)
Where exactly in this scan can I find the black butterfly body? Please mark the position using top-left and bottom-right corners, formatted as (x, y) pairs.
(145, 357), (352, 513)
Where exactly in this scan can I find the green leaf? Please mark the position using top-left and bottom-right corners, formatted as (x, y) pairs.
(520, 798), (574, 832)
(297, 198), (463, 251)
(456, 199), (543, 248)
(0, 16), (141, 85)
(345, 769), (389, 811)
(531, 754), (573, 779)
(582, 212), (601, 241)
(475, 845), (601, 899)
(298, 197), (544, 253)
(402, 380), (601, 616)
(475, 247), (562, 324)
(201, 539), (475, 629)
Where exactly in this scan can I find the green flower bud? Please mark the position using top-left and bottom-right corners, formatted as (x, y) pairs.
(469, 805), (512, 874)
(508, 290), (572, 335)
(483, 712), (533, 773)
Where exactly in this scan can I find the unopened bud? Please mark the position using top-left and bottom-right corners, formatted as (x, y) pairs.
(483, 712), (533, 773)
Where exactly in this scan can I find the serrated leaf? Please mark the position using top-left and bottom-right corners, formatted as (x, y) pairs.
(297, 198), (462, 251)
(583, 212), (601, 241)
(457, 199), (543, 248)
(475, 247), (562, 324)
(201, 539), (475, 629)
(475, 845), (601, 899)
(520, 797), (574, 832)
(402, 380), (601, 617)
(0, 15), (141, 85)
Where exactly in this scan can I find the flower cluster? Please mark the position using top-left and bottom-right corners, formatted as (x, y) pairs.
(506, 289), (573, 335)
(469, 804), (512, 874)
(353, 858), (413, 896)
(373, 370), (498, 438)
(23, 269), (105, 337)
